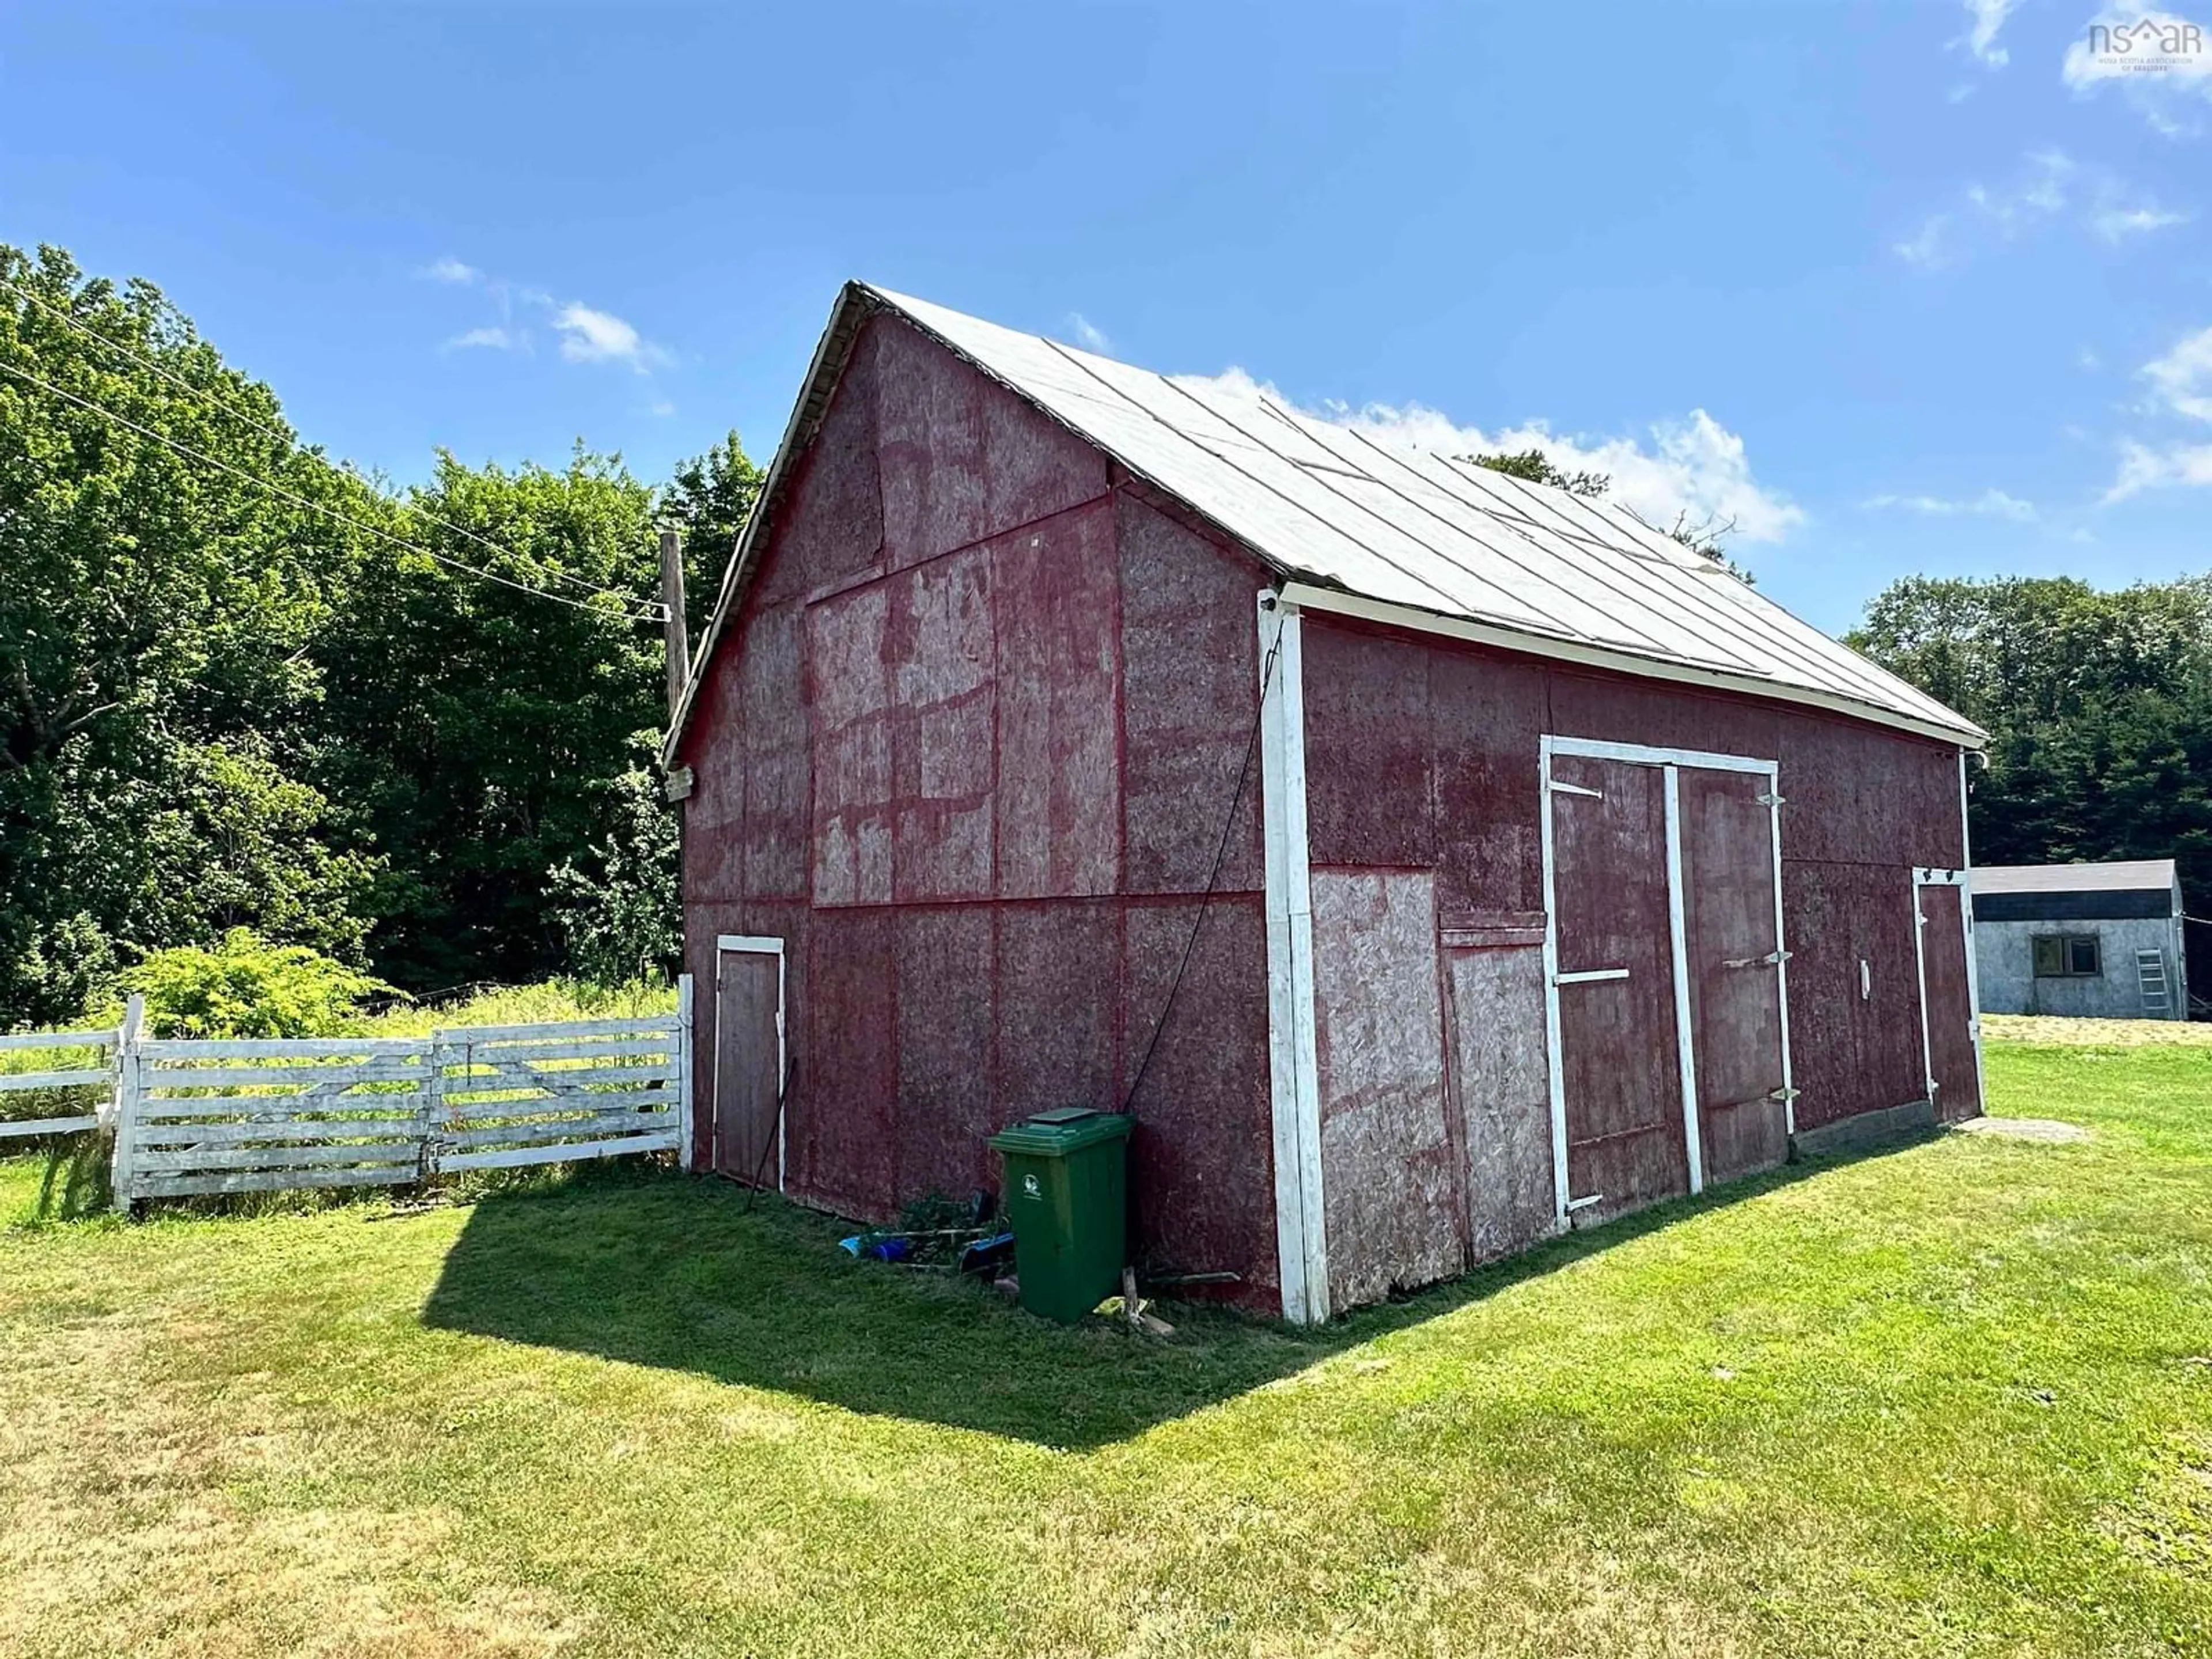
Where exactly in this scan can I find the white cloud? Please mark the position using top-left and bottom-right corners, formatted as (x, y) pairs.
(1173, 368), (1804, 545)
(2093, 201), (2191, 237)
(1960, 0), (2024, 66)
(2105, 437), (2212, 497)
(2101, 325), (2212, 497)
(443, 326), (519, 353)
(1064, 312), (1111, 353)
(551, 302), (668, 372)
(646, 399), (677, 418)
(415, 255), (670, 374)
(1862, 488), (2039, 521)
(1895, 215), (1953, 267)
(2062, 5), (2212, 133)
(2141, 323), (2212, 419)
(1967, 149), (2077, 234)
(1898, 149), (2183, 264)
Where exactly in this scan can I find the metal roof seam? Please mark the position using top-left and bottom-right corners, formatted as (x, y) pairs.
(1188, 385), (1599, 640)
(665, 282), (1986, 759)
(1043, 338), (1477, 619)
(1306, 418), (1706, 658)
(1412, 449), (1784, 676)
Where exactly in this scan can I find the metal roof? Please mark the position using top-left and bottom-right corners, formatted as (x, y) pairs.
(1971, 859), (2179, 895)
(668, 282), (1987, 762)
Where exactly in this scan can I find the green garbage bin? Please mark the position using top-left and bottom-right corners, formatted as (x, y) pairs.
(987, 1107), (1134, 1324)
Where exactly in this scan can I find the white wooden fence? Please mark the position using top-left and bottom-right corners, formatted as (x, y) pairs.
(0, 977), (694, 1209)
(0, 1019), (126, 1141)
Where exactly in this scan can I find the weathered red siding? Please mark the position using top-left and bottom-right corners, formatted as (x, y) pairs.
(680, 311), (1972, 1322)
(1297, 613), (1969, 1294)
(677, 316), (1281, 1306)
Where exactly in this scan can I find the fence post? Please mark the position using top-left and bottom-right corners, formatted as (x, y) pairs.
(109, 993), (145, 1214)
(676, 972), (695, 1172)
(420, 1029), (446, 1185)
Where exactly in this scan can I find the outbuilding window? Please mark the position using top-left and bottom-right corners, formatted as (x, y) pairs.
(2032, 933), (2102, 978)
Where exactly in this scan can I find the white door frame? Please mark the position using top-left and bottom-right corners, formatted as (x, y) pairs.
(1539, 736), (1793, 1224)
(1910, 869), (1976, 1113)
(714, 933), (788, 1190)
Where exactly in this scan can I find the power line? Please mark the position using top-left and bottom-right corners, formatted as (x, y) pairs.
(0, 358), (662, 623)
(0, 272), (630, 604)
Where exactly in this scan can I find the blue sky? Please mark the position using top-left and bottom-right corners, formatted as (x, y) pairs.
(4, 1), (2210, 632)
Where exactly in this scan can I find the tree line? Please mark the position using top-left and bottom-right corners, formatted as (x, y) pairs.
(1, 243), (756, 1029)
(1849, 573), (2212, 930)
(7, 242), (2205, 1031)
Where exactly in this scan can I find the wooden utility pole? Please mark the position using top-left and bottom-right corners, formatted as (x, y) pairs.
(660, 528), (690, 719)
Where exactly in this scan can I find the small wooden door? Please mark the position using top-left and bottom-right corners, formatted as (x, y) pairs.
(1915, 878), (1982, 1121)
(1678, 767), (1790, 1184)
(713, 937), (786, 1186)
(1547, 753), (1691, 1218)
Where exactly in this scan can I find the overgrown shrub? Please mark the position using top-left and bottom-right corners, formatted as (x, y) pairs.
(120, 928), (400, 1038)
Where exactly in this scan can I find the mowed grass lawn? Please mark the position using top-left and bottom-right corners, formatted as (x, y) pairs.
(2, 1041), (2209, 1658)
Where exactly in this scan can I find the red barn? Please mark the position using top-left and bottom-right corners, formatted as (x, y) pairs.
(664, 283), (1988, 1323)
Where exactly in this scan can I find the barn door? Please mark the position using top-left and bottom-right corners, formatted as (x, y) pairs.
(1542, 752), (1691, 1220)
(1677, 767), (1793, 1183)
(1542, 739), (1797, 1227)
(713, 935), (787, 1187)
(1913, 873), (1982, 1122)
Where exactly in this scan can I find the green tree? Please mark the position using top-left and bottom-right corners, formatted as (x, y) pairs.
(1850, 574), (2212, 936)
(122, 928), (396, 1039)
(547, 747), (680, 986)
(0, 243), (380, 1026)
(308, 447), (665, 991)
(1470, 447), (1610, 497)
(660, 430), (764, 639)
(1468, 446), (1750, 579)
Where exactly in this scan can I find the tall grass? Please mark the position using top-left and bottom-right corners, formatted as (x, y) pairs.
(356, 977), (676, 1038)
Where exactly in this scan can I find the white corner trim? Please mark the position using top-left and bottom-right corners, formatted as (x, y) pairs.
(1662, 766), (1705, 1196)
(1257, 592), (1328, 1324)
(714, 934), (790, 1191)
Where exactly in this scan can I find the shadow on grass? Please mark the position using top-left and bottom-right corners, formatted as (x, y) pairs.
(21, 1132), (111, 1221)
(419, 1131), (1933, 1452)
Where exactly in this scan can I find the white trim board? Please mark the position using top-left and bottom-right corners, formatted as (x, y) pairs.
(1957, 756), (1987, 1103)
(713, 935), (790, 1191)
(1914, 860), (1980, 1115)
(1548, 734), (1778, 778)
(1282, 582), (1983, 749)
(1257, 593), (1328, 1324)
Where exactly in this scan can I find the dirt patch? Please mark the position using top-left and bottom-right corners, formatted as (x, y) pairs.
(1984, 1013), (2212, 1048)
(1955, 1117), (2092, 1143)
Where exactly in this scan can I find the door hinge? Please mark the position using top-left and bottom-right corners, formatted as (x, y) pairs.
(1756, 791), (1785, 807)
(1548, 779), (1604, 799)
(1764, 1086), (1801, 1104)
(1724, 949), (1792, 968)
(1565, 1193), (1605, 1212)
